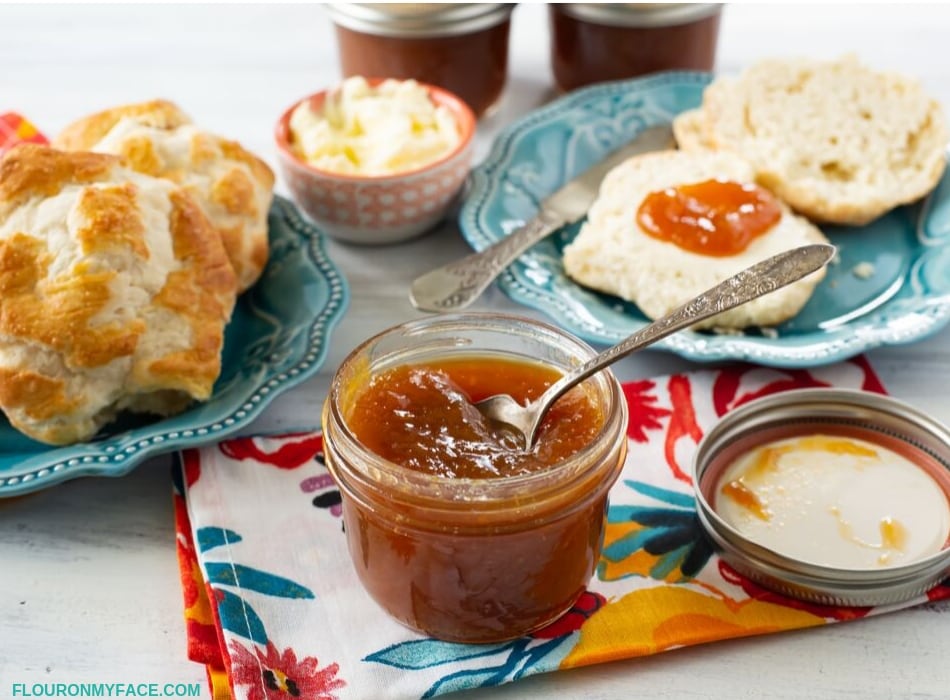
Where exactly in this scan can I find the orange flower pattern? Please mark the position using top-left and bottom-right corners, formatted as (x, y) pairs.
(175, 361), (949, 698)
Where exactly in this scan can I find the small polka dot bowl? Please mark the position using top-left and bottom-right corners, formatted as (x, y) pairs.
(274, 81), (476, 245)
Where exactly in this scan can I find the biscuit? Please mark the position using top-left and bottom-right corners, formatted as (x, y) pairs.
(673, 56), (948, 225)
(671, 108), (711, 152)
(55, 100), (274, 291)
(562, 149), (829, 330)
(0, 145), (237, 444)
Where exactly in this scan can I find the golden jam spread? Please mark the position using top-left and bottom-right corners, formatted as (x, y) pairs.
(324, 341), (627, 643)
(636, 179), (782, 256)
(715, 434), (950, 569)
(346, 357), (604, 478)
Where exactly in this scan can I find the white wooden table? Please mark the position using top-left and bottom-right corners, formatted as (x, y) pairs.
(2, 4), (949, 698)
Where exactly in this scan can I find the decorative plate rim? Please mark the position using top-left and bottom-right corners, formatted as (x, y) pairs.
(459, 71), (950, 367)
(0, 195), (349, 496)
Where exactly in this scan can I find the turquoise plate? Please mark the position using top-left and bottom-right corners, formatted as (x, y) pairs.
(459, 71), (950, 367)
(0, 196), (348, 497)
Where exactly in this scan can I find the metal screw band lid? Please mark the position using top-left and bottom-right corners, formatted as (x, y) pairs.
(692, 388), (950, 607)
(326, 3), (515, 38)
(557, 3), (722, 28)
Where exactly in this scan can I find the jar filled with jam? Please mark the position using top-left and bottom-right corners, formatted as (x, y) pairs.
(550, 3), (723, 92)
(326, 3), (515, 118)
(322, 313), (629, 643)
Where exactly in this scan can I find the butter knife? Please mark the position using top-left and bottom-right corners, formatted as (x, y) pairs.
(409, 124), (675, 312)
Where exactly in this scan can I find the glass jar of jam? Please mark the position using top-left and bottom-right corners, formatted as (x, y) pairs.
(550, 3), (723, 92)
(326, 3), (515, 118)
(322, 313), (629, 643)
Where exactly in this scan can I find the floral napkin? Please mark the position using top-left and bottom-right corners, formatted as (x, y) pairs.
(0, 112), (48, 152)
(173, 358), (950, 700)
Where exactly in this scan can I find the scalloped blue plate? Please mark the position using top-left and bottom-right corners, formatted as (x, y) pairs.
(459, 71), (950, 367)
(0, 196), (348, 497)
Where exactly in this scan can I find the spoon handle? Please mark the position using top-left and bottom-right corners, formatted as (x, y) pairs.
(540, 244), (836, 409)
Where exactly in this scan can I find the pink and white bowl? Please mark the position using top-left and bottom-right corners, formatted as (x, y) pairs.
(274, 81), (476, 245)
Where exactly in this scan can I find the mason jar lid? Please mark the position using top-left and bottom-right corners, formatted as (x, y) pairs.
(558, 3), (722, 28)
(326, 3), (515, 38)
(693, 388), (950, 607)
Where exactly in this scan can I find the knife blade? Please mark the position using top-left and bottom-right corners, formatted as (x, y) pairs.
(409, 123), (676, 312)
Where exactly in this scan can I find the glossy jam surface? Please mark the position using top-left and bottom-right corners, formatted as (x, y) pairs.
(345, 357), (604, 478)
(715, 434), (950, 569)
(327, 349), (626, 642)
(636, 179), (782, 256)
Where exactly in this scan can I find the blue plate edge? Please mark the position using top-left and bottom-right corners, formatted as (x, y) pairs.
(496, 264), (950, 367)
(0, 195), (349, 497)
(459, 72), (950, 368)
(460, 70), (713, 251)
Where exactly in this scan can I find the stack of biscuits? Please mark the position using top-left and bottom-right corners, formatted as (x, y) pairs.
(0, 101), (274, 445)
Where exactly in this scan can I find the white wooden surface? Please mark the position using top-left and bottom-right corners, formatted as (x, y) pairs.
(2, 3), (949, 698)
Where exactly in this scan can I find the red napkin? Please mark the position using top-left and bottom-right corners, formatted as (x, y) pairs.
(0, 112), (48, 152)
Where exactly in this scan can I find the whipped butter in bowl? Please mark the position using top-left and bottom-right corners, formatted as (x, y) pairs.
(694, 389), (950, 606)
(275, 76), (475, 244)
(288, 76), (462, 176)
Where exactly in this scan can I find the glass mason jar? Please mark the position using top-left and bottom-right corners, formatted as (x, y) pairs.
(550, 3), (723, 92)
(322, 313), (629, 643)
(326, 3), (515, 118)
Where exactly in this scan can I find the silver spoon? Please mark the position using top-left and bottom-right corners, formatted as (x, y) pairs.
(476, 244), (836, 448)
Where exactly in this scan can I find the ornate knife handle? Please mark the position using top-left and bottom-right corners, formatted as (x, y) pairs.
(409, 210), (565, 312)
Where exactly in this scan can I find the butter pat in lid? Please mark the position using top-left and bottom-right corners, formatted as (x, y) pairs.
(693, 389), (950, 607)
(288, 76), (461, 176)
(714, 434), (950, 570)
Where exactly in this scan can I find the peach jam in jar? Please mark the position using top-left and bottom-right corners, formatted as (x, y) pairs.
(550, 3), (722, 91)
(327, 3), (515, 117)
(322, 313), (628, 643)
